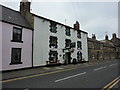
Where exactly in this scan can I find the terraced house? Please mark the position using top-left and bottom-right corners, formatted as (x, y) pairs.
(0, 5), (33, 71)
(19, 0), (88, 67)
(88, 34), (120, 62)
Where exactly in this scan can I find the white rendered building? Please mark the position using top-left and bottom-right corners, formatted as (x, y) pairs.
(20, 0), (88, 67)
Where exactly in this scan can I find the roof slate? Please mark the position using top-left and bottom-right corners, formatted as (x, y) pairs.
(0, 5), (32, 29)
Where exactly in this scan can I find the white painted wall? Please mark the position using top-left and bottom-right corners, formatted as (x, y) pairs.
(2, 22), (32, 71)
(33, 16), (88, 66)
(0, 21), (2, 72)
(33, 17), (49, 66)
(81, 32), (88, 61)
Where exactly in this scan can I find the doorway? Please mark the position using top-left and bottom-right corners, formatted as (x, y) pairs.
(66, 53), (71, 64)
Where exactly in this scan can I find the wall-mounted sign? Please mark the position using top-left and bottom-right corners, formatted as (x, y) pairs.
(70, 42), (76, 48)
(63, 49), (69, 53)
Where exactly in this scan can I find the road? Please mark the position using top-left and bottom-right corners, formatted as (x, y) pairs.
(2, 60), (120, 89)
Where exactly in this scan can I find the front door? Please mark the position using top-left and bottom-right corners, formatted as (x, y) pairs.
(66, 53), (71, 64)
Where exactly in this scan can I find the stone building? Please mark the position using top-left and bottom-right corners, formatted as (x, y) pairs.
(88, 33), (120, 62)
(88, 35), (103, 61)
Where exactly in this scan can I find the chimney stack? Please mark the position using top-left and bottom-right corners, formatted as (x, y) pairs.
(92, 34), (96, 40)
(20, 0), (31, 16)
(112, 33), (117, 38)
(105, 35), (109, 40)
(74, 21), (80, 30)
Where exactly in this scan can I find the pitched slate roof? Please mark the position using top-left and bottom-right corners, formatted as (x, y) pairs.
(0, 5), (33, 29)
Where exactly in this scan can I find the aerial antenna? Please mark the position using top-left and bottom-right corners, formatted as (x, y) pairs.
(65, 19), (66, 24)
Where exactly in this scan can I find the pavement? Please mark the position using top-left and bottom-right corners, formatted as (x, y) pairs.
(2, 59), (119, 81)
(2, 59), (120, 88)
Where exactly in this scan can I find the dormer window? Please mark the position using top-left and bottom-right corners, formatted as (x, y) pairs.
(65, 27), (71, 36)
(49, 36), (58, 48)
(49, 21), (57, 33)
(77, 30), (81, 38)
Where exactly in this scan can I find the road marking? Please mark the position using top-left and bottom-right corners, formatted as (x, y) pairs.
(109, 63), (117, 67)
(55, 72), (86, 83)
(101, 76), (120, 90)
(1, 67), (83, 83)
(43, 67), (50, 70)
(94, 66), (107, 71)
(108, 79), (120, 89)
(55, 67), (64, 69)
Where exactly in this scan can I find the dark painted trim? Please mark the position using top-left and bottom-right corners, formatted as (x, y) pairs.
(9, 62), (23, 65)
(11, 40), (23, 43)
(1, 20), (33, 30)
(10, 48), (22, 65)
(31, 29), (34, 67)
(11, 27), (23, 43)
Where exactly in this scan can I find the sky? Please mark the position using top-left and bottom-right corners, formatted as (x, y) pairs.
(0, 0), (119, 40)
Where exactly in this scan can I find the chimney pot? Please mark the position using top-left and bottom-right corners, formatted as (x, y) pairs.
(74, 21), (80, 30)
(92, 34), (96, 40)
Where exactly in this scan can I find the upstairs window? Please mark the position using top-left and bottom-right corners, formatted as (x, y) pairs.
(77, 30), (81, 38)
(77, 41), (82, 49)
(12, 27), (22, 42)
(10, 48), (22, 65)
(49, 50), (58, 61)
(65, 27), (71, 36)
(65, 39), (71, 48)
(49, 21), (57, 33)
(49, 36), (58, 48)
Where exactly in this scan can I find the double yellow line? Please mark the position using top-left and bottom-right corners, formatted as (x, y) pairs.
(101, 76), (120, 90)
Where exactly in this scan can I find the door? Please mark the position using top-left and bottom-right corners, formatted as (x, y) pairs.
(66, 53), (71, 64)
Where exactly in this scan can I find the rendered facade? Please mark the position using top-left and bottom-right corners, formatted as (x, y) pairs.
(1, 5), (33, 71)
(19, 0), (88, 67)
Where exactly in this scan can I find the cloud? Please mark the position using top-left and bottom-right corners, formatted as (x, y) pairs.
(0, 1), (118, 39)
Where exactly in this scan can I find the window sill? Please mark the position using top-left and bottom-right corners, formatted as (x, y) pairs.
(10, 62), (23, 65)
(11, 40), (23, 43)
(77, 37), (81, 39)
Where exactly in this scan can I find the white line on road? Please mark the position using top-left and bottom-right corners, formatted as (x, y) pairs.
(109, 63), (117, 67)
(55, 67), (64, 69)
(43, 67), (50, 70)
(55, 72), (86, 83)
(94, 66), (107, 71)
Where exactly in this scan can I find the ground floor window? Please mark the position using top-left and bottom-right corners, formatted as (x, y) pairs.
(49, 50), (58, 61)
(10, 48), (22, 65)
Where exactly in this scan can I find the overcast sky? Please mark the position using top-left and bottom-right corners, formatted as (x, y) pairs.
(0, 0), (119, 40)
